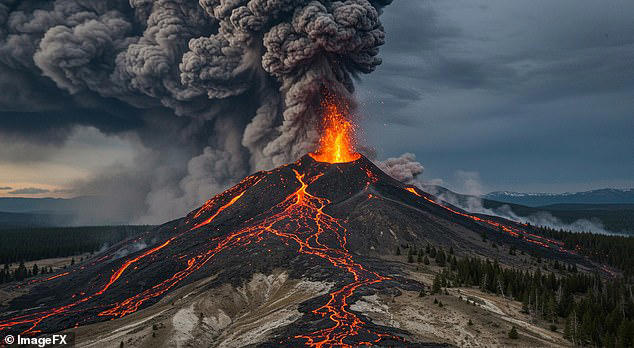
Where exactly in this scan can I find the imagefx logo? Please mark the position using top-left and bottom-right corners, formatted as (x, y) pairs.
(3, 332), (75, 347)
(4, 335), (14, 344)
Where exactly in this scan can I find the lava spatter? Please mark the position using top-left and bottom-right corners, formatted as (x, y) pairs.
(309, 96), (361, 164)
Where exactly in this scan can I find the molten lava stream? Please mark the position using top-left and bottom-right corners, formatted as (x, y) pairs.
(404, 187), (575, 255)
(0, 175), (260, 334)
(254, 170), (397, 346)
(99, 168), (399, 345)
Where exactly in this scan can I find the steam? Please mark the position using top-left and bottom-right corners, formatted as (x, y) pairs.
(425, 178), (614, 235)
(373, 154), (617, 235)
(113, 241), (148, 259)
(0, 0), (391, 223)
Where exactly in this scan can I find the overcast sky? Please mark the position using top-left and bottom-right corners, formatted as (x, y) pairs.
(358, 0), (634, 193)
(1, 0), (633, 198)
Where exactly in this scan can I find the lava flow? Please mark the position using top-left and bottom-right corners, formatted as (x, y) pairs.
(0, 98), (399, 346)
(1, 95), (600, 345)
(404, 187), (574, 254)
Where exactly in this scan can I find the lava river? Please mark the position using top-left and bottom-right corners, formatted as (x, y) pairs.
(0, 162), (403, 347)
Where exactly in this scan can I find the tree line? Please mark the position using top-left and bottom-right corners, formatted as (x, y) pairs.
(0, 225), (149, 264)
(529, 224), (634, 277)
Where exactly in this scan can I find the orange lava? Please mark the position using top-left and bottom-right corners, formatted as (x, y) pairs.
(3, 164), (595, 343)
(309, 99), (361, 164)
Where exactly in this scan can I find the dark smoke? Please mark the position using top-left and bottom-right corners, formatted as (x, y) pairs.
(0, 0), (392, 223)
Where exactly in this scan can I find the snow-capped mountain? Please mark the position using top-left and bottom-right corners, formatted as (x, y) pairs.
(484, 188), (634, 207)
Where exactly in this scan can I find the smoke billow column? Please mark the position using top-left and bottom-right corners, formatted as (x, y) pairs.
(0, 0), (392, 222)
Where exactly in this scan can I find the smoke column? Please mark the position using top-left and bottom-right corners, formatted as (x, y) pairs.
(0, 0), (393, 223)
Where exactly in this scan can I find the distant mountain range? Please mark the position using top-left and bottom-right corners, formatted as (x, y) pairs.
(0, 196), (97, 214)
(0, 196), (118, 228)
(484, 188), (634, 207)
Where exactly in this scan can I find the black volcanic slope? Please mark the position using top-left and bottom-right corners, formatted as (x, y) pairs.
(0, 154), (606, 346)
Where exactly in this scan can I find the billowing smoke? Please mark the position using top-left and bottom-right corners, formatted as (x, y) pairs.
(0, 0), (392, 223)
(377, 152), (424, 184)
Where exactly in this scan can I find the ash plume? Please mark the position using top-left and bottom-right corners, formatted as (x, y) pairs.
(0, 0), (392, 223)
(377, 152), (424, 185)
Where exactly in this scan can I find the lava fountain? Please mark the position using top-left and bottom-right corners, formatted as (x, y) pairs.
(309, 96), (362, 164)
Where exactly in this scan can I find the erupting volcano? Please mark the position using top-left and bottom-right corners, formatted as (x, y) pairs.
(0, 97), (612, 346)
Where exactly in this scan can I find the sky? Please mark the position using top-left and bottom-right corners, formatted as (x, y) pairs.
(1, 0), (633, 199)
(356, 0), (634, 193)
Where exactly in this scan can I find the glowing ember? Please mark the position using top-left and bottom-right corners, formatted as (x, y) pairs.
(309, 98), (361, 164)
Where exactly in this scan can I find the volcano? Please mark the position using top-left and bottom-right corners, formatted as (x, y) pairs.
(0, 153), (605, 346)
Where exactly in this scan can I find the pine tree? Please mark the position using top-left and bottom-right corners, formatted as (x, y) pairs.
(15, 261), (27, 281)
(395, 246), (401, 256)
(423, 256), (430, 265)
(436, 249), (446, 267)
(508, 326), (519, 339)
(32, 263), (39, 276)
(432, 274), (442, 294)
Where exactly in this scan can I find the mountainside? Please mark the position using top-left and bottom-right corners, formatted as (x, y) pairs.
(0, 154), (610, 347)
(485, 188), (634, 207)
(426, 185), (634, 234)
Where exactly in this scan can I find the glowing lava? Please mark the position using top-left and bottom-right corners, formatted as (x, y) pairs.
(309, 98), (361, 164)
(1, 156), (599, 345)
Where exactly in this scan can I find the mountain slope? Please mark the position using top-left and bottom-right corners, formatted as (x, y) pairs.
(0, 154), (608, 346)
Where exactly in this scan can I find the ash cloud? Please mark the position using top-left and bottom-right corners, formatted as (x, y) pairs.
(0, 0), (392, 223)
(377, 152), (423, 185)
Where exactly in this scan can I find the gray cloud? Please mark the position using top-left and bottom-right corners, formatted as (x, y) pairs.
(360, 0), (634, 193)
(0, 186), (12, 190)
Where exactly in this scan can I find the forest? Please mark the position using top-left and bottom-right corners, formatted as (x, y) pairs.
(0, 225), (148, 264)
(402, 242), (634, 347)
